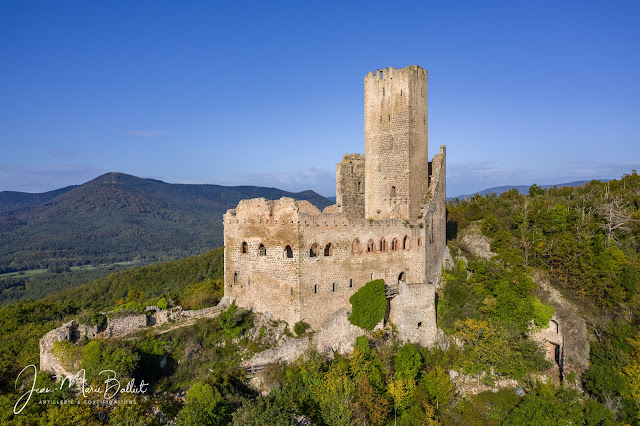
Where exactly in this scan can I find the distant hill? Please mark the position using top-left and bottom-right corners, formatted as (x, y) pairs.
(449, 180), (599, 200)
(0, 172), (332, 272)
(0, 185), (78, 213)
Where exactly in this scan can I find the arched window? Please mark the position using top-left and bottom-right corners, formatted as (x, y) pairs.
(233, 272), (238, 286)
(398, 271), (407, 284)
(241, 242), (248, 254)
(324, 243), (333, 257)
(379, 237), (387, 252)
(258, 243), (266, 256)
(352, 238), (361, 254)
(366, 239), (376, 253)
(391, 238), (399, 251)
(390, 186), (396, 198)
(285, 245), (293, 258)
(402, 235), (411, 250)
(309, 243), (318, 258)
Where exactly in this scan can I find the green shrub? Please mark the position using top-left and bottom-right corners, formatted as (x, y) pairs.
(157, 297), (168, 310)
(532, 297), (555, 328)
(81, 340), (139, 381)
(218, 301), (252, 339)
(77, 311), (107, 328)
(294, 321), (310, 336)
(52, 340), (82, 371)
(395, 343), (423, 382)
(349, 279), (387, 330)
(181, 277), (223, 310)
(177, 383), (231, 425)
(481, 214), (498, 237)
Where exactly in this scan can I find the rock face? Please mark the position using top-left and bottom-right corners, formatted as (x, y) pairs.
(458, 222), (496, 260)
(535, 274), (589, 389)
(313, 309), (367, 355)
(248, 337), (311, 367)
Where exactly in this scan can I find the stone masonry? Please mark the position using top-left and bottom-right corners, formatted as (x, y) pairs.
(224, 65), (446, 347)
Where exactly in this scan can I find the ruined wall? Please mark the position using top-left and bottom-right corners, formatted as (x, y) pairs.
(102, 314), (148, 338)
(40, 320), (98, 378)
(336, 153), (365, 219)
(389, 282), (437, 346)
(223, 196), (428, 329)
(224, 198), (304, 325)
(364, 66), (429, 221)
(423, 145), (447, 284)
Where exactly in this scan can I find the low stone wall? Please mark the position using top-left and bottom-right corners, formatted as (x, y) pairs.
(39, 304), (227, 377)
(101, 314), (148, 338)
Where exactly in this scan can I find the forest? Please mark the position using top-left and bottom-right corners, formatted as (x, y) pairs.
(0, 171), (637, 425)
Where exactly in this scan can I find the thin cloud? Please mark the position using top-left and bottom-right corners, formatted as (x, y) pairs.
(50, 149), (78, 159)
(216, 167), (336, 197)
(126, 130), (168, 137)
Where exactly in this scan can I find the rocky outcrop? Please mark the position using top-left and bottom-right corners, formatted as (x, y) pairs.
(312, 309), (367, 355)
(535, 274), (589, 389)
(458, 222), (496, 260)
(247, 337), (311, 367)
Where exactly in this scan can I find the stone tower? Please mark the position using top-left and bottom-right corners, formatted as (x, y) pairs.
(364, 65), (429, 221)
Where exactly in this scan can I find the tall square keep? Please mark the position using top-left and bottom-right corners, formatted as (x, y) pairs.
(223, 65), (446, 346)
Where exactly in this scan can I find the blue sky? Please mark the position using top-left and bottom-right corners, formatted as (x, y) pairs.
(1, 0), (638, 197)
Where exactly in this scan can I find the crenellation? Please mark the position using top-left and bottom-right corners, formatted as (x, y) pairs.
(223, 65), (446, 345)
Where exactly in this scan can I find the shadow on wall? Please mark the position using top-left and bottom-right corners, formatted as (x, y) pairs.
(446, 211), (458, 241)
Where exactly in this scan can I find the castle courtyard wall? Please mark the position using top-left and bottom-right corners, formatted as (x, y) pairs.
(224, 198), (306, 325)
(297, 214), (427, 328)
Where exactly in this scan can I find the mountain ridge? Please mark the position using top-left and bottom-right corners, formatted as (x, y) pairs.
(0, 172), (332, 272)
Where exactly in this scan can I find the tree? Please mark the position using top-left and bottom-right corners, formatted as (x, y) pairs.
(394, 343), (423, 383)
(598, 198), (636, 245)
(419, 366), (454, 409)
(177, 383), (230, 425)
(312, 361), (355, 426)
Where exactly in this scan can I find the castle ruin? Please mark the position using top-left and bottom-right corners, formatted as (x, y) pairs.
(223, 65), (446, 346)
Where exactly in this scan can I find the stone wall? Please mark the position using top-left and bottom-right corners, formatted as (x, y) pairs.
(102, 314), (148, 338)
(297, 213), (426, 329)
(389, 282), (437, 347)
(223, 195), (432, 329)
(224, 197), (304, 325)
(422, 145), (447, 285)
(39, 320), (98, 378)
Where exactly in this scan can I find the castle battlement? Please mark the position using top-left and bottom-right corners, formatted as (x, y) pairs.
(223, 66), (446, 347)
